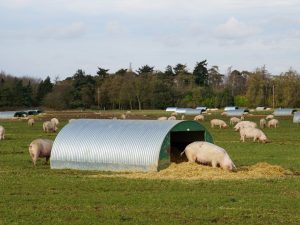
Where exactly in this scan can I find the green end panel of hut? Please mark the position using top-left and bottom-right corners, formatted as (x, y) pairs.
(158, 121), (214, 170)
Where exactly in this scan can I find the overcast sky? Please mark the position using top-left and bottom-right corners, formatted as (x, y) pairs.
(1, 0), (300, 80)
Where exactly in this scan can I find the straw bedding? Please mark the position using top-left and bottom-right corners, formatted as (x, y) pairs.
(89, 162), (292, 180)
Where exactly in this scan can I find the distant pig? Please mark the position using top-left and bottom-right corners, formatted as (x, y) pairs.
(180, 141), (236, 171)
(43, 121), (57, 133)
(28, 139), (53, 166)
(239, 127), (268, 143)
(210, 119), (228, 128)
(0, 125), (5, 140)
(267, 119), (279, 128)
(28, 118), (35, 126)
(234, 121), (257, 131)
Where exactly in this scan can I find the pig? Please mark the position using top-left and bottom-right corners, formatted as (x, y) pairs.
(121, 114), (126, 119)
(230, 117), (241, 125)
(210, 119), (228, 128)
(267, 119), (279, 128)
(43, 121), (57, 133)
(50, 118), (59, 126)
(260, 118), (267, 128)
(28, 139), (53, 166)
(266, 114), (274, 120)
(171, 112), (177, 116)
(168, 116), (176, 120)
(157, 117), (167, 120)
(0, 125), (5, 140)
(180, 141), (236, 171)
(194, 115), (204, 121)
(234, 121), (257, 131)
(239, 127), (268, 143)
(28, 118), (35, 126)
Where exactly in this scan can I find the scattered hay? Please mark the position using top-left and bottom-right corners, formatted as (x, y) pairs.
(88, 162), (292, 180)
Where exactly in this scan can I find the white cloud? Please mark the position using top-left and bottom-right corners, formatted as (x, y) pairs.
(214, 17), (260, 40)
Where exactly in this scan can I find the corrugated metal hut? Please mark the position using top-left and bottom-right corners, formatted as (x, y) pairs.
(226, 109), (249, 117)
(184, 109), (202, 115)
(224, 106), (238, 111)
(50, 119), (213, 172)
(196, 106), (207, 112)
(175, 108), (190, 114)
(293, 112), (300, 123)
(166, 107), (177, 112)
(273, 108), (297, 116)
(256, 106), (266, 111)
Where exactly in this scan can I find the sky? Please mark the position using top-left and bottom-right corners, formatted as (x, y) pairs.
(1, 0), (300, 80)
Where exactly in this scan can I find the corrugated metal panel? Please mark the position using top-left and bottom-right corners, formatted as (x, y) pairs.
(273, 108), (297, 116)
(196, 106), (207, 111)
(226, 109), (249, 117)
(184, 109), (202, 115)
(293, 112), (300, 123)
(224, 106), (238, 111)
(50, 119), (185, 172)
(0, 111), (15, 118)
(256, 106), (266, 111)
(166, 107), (177, 112)
(175, 108), (189, 113)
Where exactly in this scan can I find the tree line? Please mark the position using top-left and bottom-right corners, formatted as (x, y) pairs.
(1, 60), (300, 110)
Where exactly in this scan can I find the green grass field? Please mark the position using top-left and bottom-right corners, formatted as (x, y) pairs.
(1, 111), (300, 224)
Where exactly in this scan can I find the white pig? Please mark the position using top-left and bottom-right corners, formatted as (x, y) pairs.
(210, 119), (228, 128)
(239, 127), (268, 143)
(267, 119), (279, 128)
(0, 125), (5, 140)
(28, 139), (53, 166)
(234, 121), (257, 131)
(180, 141), (236, 171)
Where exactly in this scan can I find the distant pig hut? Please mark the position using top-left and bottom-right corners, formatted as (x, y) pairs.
(273, 108), (297, 116)
(226, 108), (249, 117)
(50, 119), (213, 172)
(293, 112), (300, 123)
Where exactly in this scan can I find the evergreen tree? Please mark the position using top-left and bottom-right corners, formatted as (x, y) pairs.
(193, 60), (208, 86)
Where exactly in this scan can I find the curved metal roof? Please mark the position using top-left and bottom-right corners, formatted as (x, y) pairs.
(166, 107), (177, 112)
(50, 119), (209, 172)
(293, 112), (300, 123)
(273, 108), (297, 116)
(224, 106), (238, 111)
(226, 109), (249, 117)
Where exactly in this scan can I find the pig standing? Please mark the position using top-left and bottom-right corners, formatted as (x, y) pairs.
(234, 121), (257, 131)
(28, 139), (53, 166)
(43, 121), (57, 133)
(230, 117), (241, 125)
(210, 119), (228, 128)
(267, 119), (279, 128)
(28, 118), (35, 126)
(50, 118), (59, 126)
(194, 115), (204, 121)
(239, 127), (268, 143)
(259, 118), (267, 128)
(180, 141), (236, 171)
(0, 125), (5, 140)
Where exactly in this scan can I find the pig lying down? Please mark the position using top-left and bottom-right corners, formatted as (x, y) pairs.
(180, 141), (236, 171)
(28, 139), (53, 166)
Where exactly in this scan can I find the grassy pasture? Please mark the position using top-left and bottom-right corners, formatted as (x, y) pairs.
(1, 111), (300, 225)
